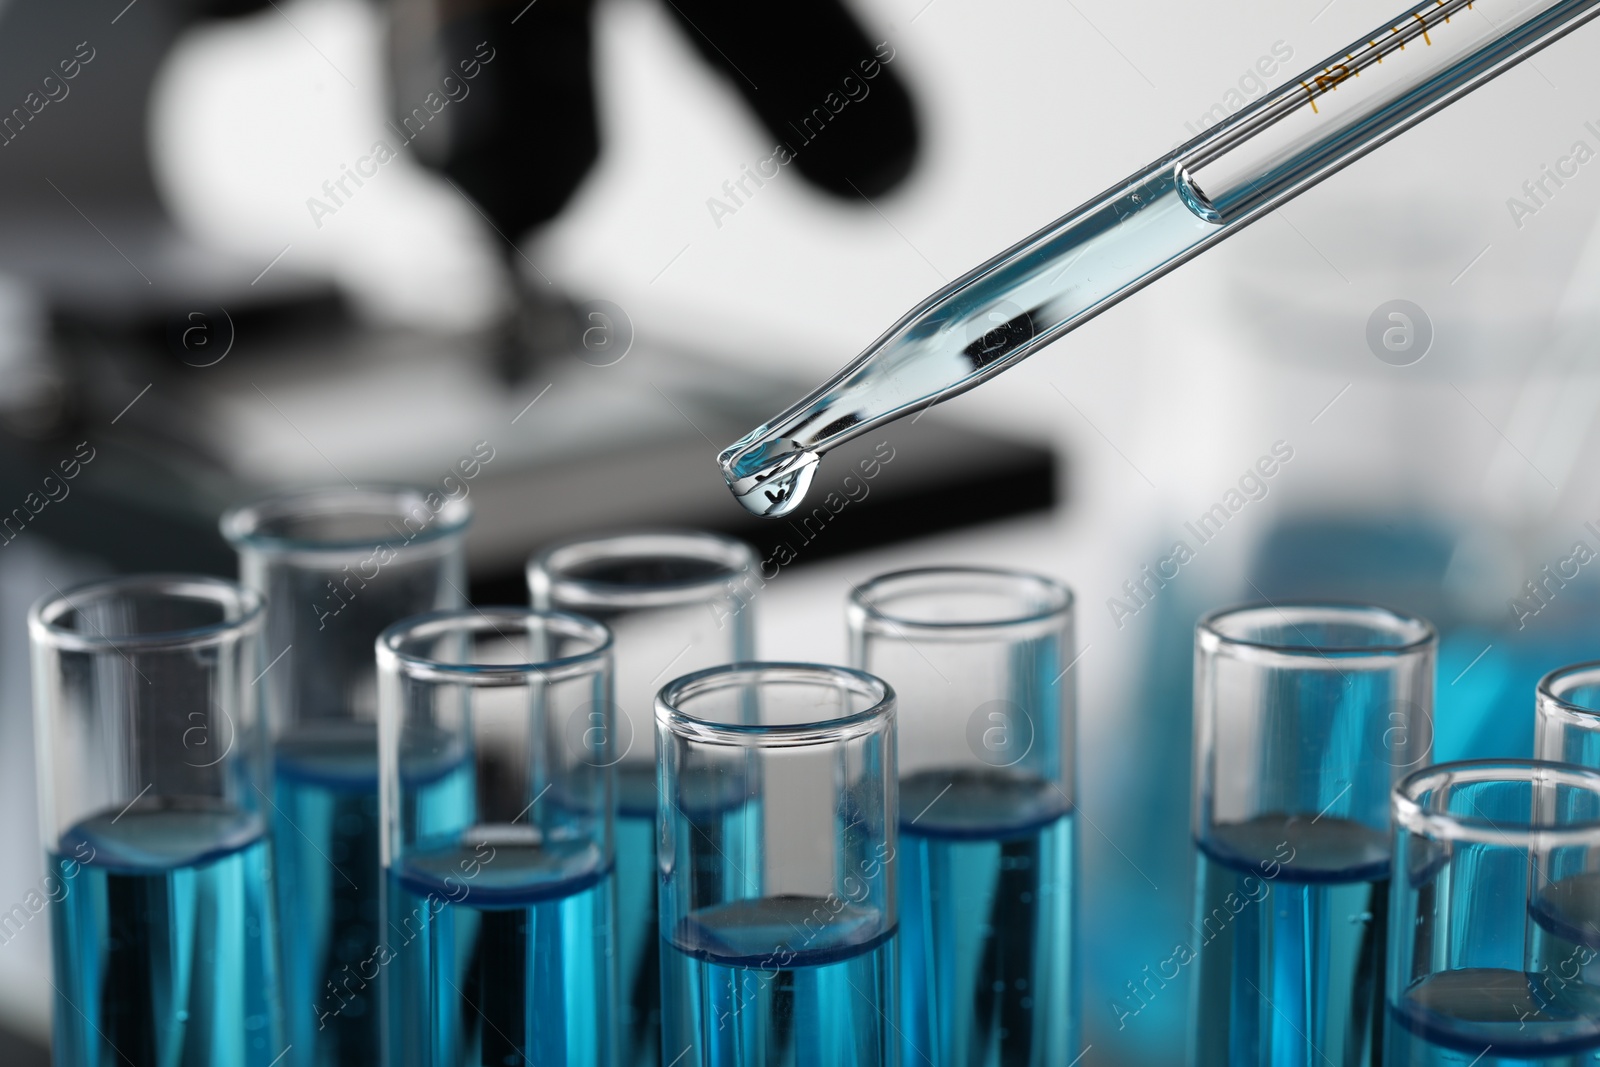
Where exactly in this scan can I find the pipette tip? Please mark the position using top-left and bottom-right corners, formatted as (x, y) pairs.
(718, 437), (820, 518)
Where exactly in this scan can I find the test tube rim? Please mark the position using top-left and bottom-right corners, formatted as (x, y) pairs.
(528, 529), (756, 611)
(656, 661), (895, 749)
(1393, 757), (1600, 846)
(28, 573), (264, 653)
(1198, 600), (1436, 665)
(220, 483), (473, 557)
(1537, 660), (1600, 731)
(376, 606), (612, 687)
(847, 565), (1073, 641)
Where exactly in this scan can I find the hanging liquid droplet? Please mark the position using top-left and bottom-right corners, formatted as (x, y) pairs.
(724, 448), (820, 518)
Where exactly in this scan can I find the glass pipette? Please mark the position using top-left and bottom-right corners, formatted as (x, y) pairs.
(718, 0), (1600, 517)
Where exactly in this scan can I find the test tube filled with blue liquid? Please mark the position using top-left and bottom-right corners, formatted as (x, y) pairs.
(529, 531), (756, 1067)
(1534, 664), (1600, 999)
(377, 607), (617, 1067)
(848, 566), (1077, 1067)
(656, 663), (899, 1067)
(222, 486), (470, 1066)
(1191, 603), (1436, 1067)
(1386, 760), (1600, 1066)
(29, 575), (285, 1066)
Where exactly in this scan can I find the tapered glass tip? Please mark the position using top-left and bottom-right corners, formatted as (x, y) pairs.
(719, 445), (820, 518)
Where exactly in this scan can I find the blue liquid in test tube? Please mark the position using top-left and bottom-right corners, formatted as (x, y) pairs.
(656, 663), (900, 1067)
(52, 806), (278, 1067)
(850, 567), (1077, 1067)
(387, 840), (615, 1065)
(661, 897), (896, 1065)
(1191, 603), (1436, 1067)
(898, 771), (1074, 1066)
(223, 487), (471, 1066)
(378, 608), (618, 1067)
(31, 575), (287, 1067)
(529, 532), (757, 1067)
(1191, 816), (1391, 1066)
(1385, 761), (1600, 1067)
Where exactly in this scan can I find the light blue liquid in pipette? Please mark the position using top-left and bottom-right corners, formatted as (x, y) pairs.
(660, 897), (897, 1067)
(51, 801), (284, 1067)
(1190, 814), (1391, 1067)
(616, 768), (661, 1067)
(725, 168), (1220, 517)
(273, 722), (472, 1066)
(728, 0), (1600, 517)
(386, 836), (616, 1067)
(899, 769), (1074, 1067)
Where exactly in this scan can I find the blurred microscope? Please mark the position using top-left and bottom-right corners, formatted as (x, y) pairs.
(0, 0), (1055, 589)
(0, 3), (1055, 1054)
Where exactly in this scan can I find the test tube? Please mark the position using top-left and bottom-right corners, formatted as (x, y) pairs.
(1386, 760), (1600, 1065)
(528, 531), (755, 1067)
(1537, 662), (1600, 769)
(655, 663), (898, 1067)
(377, 608), (617, 1067)
(221, 486), (470, 1066)
(29, 575), (283, 1066)
(847, 566), (1076, 1067)
(1191, 603), (1436, 1067)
